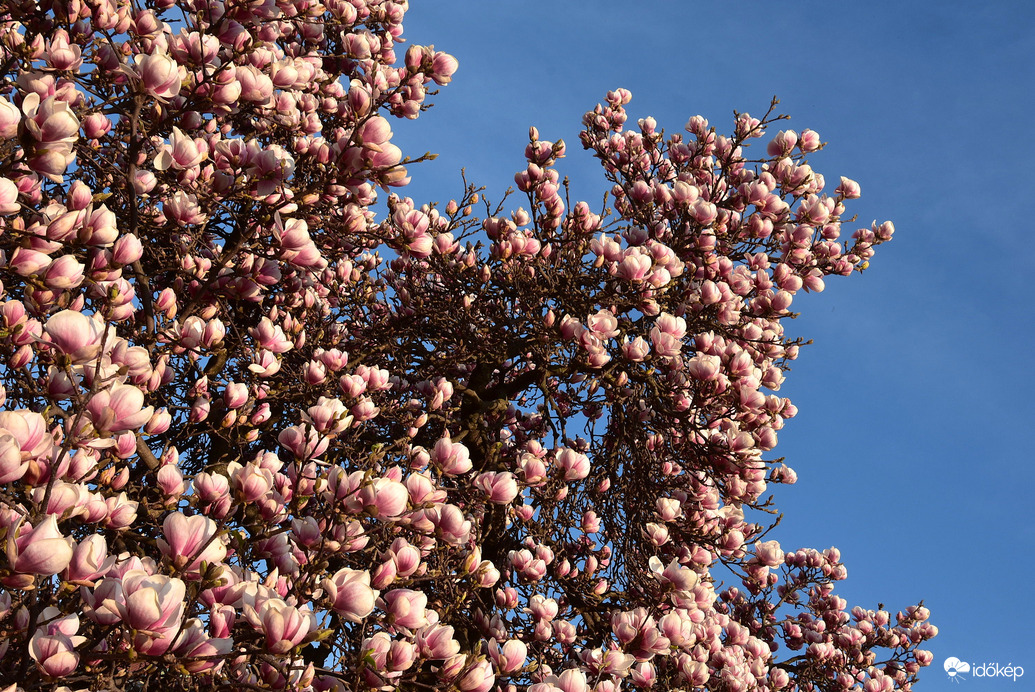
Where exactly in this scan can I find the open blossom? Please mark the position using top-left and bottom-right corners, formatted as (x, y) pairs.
(0, 96), (19, 138)
(65, 534), (110, 583)
(104, 492), (139, 529)
(44, 310), (106, 363)
(117, 571), (186, 654)
(488, 638), (527, 674)
(87, 383), (154, 433)
(384, 588), (429, 629)
(21, 93), (79, 181)
(648, 556), (700, 591)
(29, 629), (83, 678)
(156, 512), (227, 573)
(0, 409), (51, 482)
(430, 51), (459, 85)
(755, 540), (785, 566)
(458, 658), (494, 692)
(245, 598), (316, 654)
(428, 504), (472, 544)
(356, 477), (409, 517)
(164, 191), (207, 225)
(586, 308), (619, 339)
(43, 255), (85, 289)
(173, 619), (234, 673)
(431, 436), (472, 475)
(132, 50), (182, 100)
(6, 515), (74, 576)
(154, 127), (206, 171)
(0, 177), (19, 214)
(0, 430), (28, 483)
(474, 471), (519, 504)
(324, 568), (379, 622)
(555, 447), (590, 481)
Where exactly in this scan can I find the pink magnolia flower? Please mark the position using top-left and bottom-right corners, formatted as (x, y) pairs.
(223, 381), (249, 409)
(526, 594), (559, 621)
(0, 177), (19, 214)
(0, 409), (50, 473)
(111, 233), (143, 265)
(428, 504), (472, 545)
(586, 308), (619, 340)
(488, 638), (527, 674)
(87, 383), (154, 433)
(133, 170), (158, 195)
(0, 96), (19, 138)
(417, 623), (461, 659)
(6, 515), (74, 576)
(132, 50), (182, 100)
(193, 471), (231, 517)
(154, 127), (206, 171)
(655, 497), (682, 522)
(799, 128), (822, 152)
(431, 436), (472, 475)
(323, 568), (378, 623)
(173, 618), (233, 673)
(8, 247), (54, 276)
(20, 92), (79, 181)
(518, 453), (548, 486)
(356, 477), (409, 518)
(474, 471), (519, 504)
(555, 448), (590, 481)
(28, 630), (83, 677)
(156, 512), (227, 573)
(278, 424), (329, 461)
(64, 534), (110, 583)
(43, 254), (85, 290)
(164, 191), (207, 226)
(0, 430), (28, 484)
(755, 540), (785, 567)
(118, 570), (186, 654)
(384, 588), (429, 629)
(648, 556), (699, 591)
(430, 51), (459, 85)
(654, 312), (687, 338)
(545, 668), (588, 692)
(616, 252), (652, 281)
(649, 330), (681, 358)
(390, 540), (422, 576)
(767, 129), (798, 157)
(302, 396), (352, 434)
(686, 354), (721, 381)
(836, 176), (862, 199)
(235, 64), (274, 104)
(82, 112), (111, 139)
(251, 317), (293, 353)
(245, 598), (316, 654)
(458, 658), (494, 692)
(229, 461), (274, 503)
(103, 492), (139, 529)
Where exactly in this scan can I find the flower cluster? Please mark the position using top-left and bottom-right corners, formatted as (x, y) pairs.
(0, 1), (931, 690)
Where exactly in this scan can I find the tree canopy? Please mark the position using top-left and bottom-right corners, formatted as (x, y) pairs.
(0, 1), (934, 690)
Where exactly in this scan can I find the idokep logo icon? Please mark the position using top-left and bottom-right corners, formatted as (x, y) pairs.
(944, 656), (1025, 683)
(945, 657), (971, 682)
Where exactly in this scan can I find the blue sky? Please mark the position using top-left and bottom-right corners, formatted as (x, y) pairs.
(389, 1), (1035, 685)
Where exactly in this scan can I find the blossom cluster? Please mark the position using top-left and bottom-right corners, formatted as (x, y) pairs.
(0, 0), (931, 690)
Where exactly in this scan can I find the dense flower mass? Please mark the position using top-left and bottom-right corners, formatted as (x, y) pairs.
(0, 0), (934, 690)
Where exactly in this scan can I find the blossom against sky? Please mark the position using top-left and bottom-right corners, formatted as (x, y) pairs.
(395, 0), (1035, 676)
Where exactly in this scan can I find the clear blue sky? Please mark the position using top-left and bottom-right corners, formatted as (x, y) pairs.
(389, 1), (1035, 684)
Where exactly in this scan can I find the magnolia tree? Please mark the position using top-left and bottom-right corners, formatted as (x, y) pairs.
(0, 0), (936, 690)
